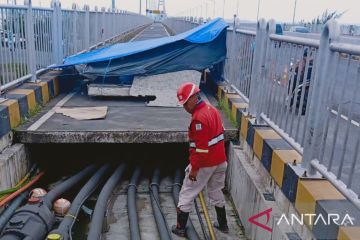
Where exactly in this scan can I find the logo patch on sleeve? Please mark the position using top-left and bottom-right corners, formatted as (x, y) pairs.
(195, 123), (202, 131)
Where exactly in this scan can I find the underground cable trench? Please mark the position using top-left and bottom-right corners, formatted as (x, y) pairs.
(0, 143), (241, 240)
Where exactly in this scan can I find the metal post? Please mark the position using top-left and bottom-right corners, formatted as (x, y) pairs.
(248, 18), (266, 118)
(222, 0), (225, 18)
(84, 5), (90, 50)
(101, 7), (105, 42)
(112, 0), (115, 12)
(212, 0), (215, 18)
(72, 4), (77, 54)
(292, 0), (297, 24)
(139, 0), (141, 15)
(24, 0), (36, 81)
(257, 19), (275, 121)
(302, 20), (340, 173)
(236, 0), (239, 16)
(51, 0), (62, 64)
(94, 6), (98, 44)
(256, 0), (261, 21)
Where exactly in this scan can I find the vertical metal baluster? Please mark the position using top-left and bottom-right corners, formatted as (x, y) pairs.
(0, 8), (5, 85)
(268, 41), (281, 120)
(337, 58), (360, 179)
(300, 49), (318, 146)
(295, 46), (311, 141)
(13, 8), (20, 79)
(19, 8), (27, 76)
(284, 45), (301, 133)
(289, 45), (305, 137)
(273, 41), (287, 125)
(317, 52), (340, 164)
(327, 55), (351, 171)
(262, 40), (275, 118)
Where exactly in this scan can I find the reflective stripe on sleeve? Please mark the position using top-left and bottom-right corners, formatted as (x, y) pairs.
(189, 133), (224, 148)
(195, 148), (209, 153)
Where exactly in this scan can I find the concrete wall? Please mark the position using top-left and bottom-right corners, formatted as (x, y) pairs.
(0, 144), (29, 191)
(209, 78), (360, 240)
(0, 72), (61, 192)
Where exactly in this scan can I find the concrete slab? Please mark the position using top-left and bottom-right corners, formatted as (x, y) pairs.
(15, 92), (237, 144)
(130, 70), (201, 107)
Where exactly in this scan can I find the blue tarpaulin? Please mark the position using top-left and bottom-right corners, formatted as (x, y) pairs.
(54, 18), (228, 79)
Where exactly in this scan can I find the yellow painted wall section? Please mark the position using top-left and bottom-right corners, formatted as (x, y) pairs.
(231, 103), (248, 121)
(295, 180), (345, 228)
(53, 78), (59, 96)
(253, 129), (281, 159)
(0, 99), (20, 128)
(217, 86), (225, 100)
(240, 115), (249, 139)
(338, 227), (360, 240)
(28, 82), (49, 104)
(224, 93), (241, 105)
(270, 150), (302, 187)
(9, 89), (36, 113)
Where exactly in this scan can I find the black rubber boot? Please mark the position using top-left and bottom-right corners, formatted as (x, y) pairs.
(171, 208), (189, 238)
(214, 206), (229, 233)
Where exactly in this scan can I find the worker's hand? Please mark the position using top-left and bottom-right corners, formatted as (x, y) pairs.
(189, 168), (198, 181)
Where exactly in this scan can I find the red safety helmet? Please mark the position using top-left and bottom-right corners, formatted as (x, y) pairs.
(177, 82), (200, 105)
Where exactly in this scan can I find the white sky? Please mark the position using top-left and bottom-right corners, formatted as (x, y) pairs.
(2, 0), (360, 24)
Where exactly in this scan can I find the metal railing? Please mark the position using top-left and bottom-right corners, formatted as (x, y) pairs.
(166, 16), (360, 207)
(224, 27), (255, 98)
(0, 0), (152, 92)
(241, 19), (360, 207)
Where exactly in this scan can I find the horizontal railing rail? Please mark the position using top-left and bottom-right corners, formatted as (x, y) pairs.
(0, 1), (152, 93)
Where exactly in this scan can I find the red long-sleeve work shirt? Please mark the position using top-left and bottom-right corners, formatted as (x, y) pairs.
(188, 101), (227, 171)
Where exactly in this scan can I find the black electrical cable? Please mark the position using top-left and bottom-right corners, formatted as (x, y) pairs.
(0, 191), (29, 233)
(0, 164), (98, 240)
(87, 163), (126, 240)
(48, 164), (110, 240)
(128, 167), (141, 240)
(44, 164), (97, 208)
(172, 169), (200, 240)
(149, 167), (172, 240)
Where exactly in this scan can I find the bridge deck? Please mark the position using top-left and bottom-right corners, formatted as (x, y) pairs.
(15, 24), (237, 144)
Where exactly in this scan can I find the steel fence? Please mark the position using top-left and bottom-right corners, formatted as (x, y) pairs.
(166, 16), (360, 207)
(0, 1), (152, 92)
(224, 27), (255, 98)
(240, 19), (360, 207)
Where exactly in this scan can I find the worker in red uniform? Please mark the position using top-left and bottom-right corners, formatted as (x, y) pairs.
(172, 82), (229, 237)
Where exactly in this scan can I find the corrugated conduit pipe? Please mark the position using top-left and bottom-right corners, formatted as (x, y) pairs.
(47, 164), (110, 240)
(172, 169), (200, 240)
(149, 167), (172, 240)
(87, 163), (126, 240)
(128, 167), (142, 240)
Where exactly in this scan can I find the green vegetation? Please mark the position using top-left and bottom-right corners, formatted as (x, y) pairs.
(12, 103), (43, 131)
(29, 103), (43, 118)
(217, 97), (239, 128)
